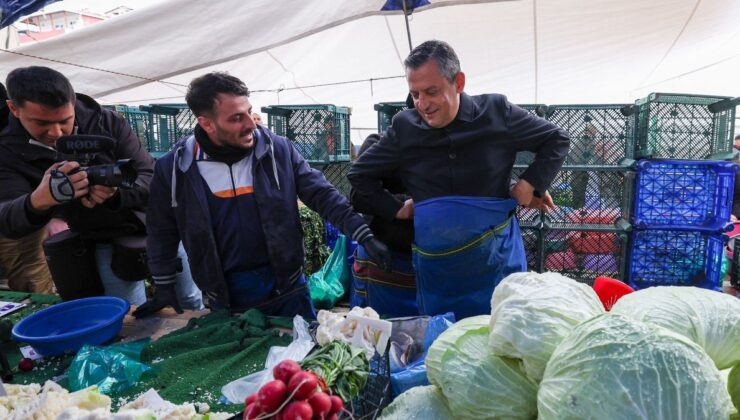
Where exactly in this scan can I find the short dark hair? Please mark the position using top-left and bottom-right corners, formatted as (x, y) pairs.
(404, 40), (460, 83)
(0, 82), (7, 103)
(735, 133), (740, 141)
(186, 72), (250, 116)
(6, 66), (75, 108)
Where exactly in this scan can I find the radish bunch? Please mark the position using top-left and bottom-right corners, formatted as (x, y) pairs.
(243, 359), (346, 420)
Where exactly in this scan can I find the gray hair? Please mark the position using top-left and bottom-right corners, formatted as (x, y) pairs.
(404, 40), (460, 83)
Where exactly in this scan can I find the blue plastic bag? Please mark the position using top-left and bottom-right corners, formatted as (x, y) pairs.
(389, 312), (455, 397)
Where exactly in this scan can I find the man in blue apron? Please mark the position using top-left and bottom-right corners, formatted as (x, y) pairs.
(133, 72), (392, 319)
(350, 133), (418, 317)
(348, 40), (570, 319)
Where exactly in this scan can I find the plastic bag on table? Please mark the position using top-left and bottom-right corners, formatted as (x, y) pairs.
(389, 312), (455, 397)
(68, 340), (151, 394)
(221, 315), (313, 404)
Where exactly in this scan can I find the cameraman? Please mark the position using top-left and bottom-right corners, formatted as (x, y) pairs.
(0, 66), (201, 308)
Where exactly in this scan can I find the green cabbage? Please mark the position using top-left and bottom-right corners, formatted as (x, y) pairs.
(426, 315), (538, 419)
(539, 313), (731, 420)
(489, 272), (604, 381)
(378, 385), (453, 420)
(730, 363), (740, 413)
(611, 286), (740, 370)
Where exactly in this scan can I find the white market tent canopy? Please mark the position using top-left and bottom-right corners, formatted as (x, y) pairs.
(1, 0), (739, 143)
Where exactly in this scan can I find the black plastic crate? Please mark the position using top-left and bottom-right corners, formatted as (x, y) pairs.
(520, 227), (543, 272)
(262, 104), (351, 164)
(512, 166), (634, 229)
(634, 93), (739, 160)
(306, 325), (391, 420)
(311, 162), (353, 197)
(342, 350), (391, 419)
(511, 167), (544, 225)
(628, 228), (725, 290)
(542, 228), (629, 284)
(139, 104), (197, 158)
(513, 104), (548, 166)
(546, 104), (636, 166)
(375, 102), (408, 133)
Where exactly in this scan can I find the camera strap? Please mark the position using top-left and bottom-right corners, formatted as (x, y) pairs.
(49, 169), (75, 203)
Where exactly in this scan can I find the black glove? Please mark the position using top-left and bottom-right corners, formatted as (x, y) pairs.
(362, 237), (392, 272)
(132, 282), (183, 318)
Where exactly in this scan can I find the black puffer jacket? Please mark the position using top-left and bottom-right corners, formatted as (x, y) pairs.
(0, 94), (155, 239)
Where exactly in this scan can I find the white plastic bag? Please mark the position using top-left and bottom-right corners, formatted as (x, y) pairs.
(221, 315), (314, 404)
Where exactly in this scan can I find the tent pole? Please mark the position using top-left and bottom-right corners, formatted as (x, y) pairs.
(401, 0), (413, 51)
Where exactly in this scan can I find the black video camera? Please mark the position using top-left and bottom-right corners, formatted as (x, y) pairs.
(56, 135), (138, 189)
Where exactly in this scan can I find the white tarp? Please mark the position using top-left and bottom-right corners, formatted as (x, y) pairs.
(1, 0), (739, 142)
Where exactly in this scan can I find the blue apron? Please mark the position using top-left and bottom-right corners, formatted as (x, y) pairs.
(413, 196), (526, 319)
(352, 246), (418, 317)
(224, 266), (316, 319)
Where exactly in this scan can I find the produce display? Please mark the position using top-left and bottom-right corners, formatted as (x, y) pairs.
(425, 315), (537, 419)
(538, 313), (731, 419)
(241, 358), (348, 420)
(385, 272), (738, 419)
(610, 286), (740, 369)
(488, 272), (604, 381)
(0, 381), (228, 419)
(377, 385), (453, 420)
(300, 340), (369, 403)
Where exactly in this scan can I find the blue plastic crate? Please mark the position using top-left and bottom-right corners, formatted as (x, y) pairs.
(628, 229), (724, 290)
(633, 159), (738, 231)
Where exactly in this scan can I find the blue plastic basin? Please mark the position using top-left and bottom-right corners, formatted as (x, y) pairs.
(11, 296), (130, 357)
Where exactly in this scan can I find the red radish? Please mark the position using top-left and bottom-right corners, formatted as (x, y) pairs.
(328, 395), (344, 415)
(273, 359), (302, 383)
(18, 358), (34, 372)
(326, 415), (338, 420)
(244, 393), (257, 407)
(243, 403), (261, 420)
(258, 380), (288, 413)
(308, 371), (328, 393)
(282, 400), (313, 420)
(288, 371), (318, 400)
(307, 391), (332, 418)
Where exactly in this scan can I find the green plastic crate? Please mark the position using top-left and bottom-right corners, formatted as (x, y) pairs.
(374, 101), (408, 133)
(262, 104), (351, 164)
(634, 93), (739, 160)
(104, 105), (151, 152)
(139, 104), (197, 155)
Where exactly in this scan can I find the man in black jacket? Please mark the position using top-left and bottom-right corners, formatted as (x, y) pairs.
(0, 66), (200, 307)
(348, 40), (570, 318)
(349, 133), (417, 317)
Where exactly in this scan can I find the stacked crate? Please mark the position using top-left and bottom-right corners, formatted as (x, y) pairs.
(262, 104), (352, 164)
(104, 105), (151, 149)
(515, 104), (636, 283)
(138, 104), (197, 158)
(628, 93), (738, 290)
